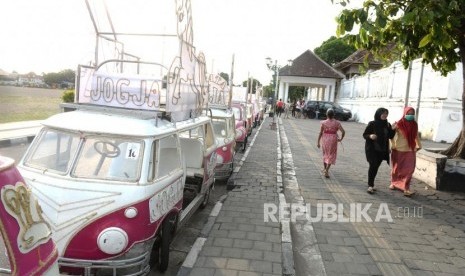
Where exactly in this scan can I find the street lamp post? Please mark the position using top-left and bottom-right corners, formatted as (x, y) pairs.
(266, 58), (280, 130)
(266, 57), (292, 129)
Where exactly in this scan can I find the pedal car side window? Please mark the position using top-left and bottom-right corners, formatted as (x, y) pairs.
(156, 135), (181, 179)
(73, 136), (143, 182)
(232, 107), (241, 120)
(23, 129), (80, 174)
(226, 116), (234, 136)
(203, 123), (215, 149)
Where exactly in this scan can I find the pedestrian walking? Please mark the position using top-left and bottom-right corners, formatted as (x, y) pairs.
(390, 106), (422, 197)
(317, 109), (345, 178)
(276, 99), (284, 117)
(291, 100), (297, 118)
(363, 107), (395, 194)
(284, 100), (290, 118)
(300, 100), (307, 119)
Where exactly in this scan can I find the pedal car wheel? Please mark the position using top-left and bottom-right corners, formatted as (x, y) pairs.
(242, 136), (248, 152)
(158, 218), (172, 272)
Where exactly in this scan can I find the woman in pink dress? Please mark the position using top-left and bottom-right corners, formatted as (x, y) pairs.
(317, 109), (345, 178)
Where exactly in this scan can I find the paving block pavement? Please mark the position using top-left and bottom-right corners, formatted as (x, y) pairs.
(179, 116), (465, 276)
(281, 117), (465, 276)
(178, 117), (289, 276)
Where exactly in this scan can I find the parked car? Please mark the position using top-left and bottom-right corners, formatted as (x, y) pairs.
(303, 101), (352, 121)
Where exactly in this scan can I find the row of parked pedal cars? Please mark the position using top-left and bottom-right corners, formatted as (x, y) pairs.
(208, 100), (265, 180)
(0, 81), (265, 276)
(0, 0), (269, 273)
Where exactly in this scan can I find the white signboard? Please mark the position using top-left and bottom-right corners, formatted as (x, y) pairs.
(231, 86), (248, 103)
(208, 74), (230, 107)
(77, 66), (161, 111)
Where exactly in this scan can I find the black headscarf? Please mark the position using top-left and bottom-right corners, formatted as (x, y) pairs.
(373, 107), (389, 151)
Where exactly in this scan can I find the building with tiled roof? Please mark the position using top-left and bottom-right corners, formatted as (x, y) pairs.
(333, 49), (384, 79)
(276, 50), (344, 102)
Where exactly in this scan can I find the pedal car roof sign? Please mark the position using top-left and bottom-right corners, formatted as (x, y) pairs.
(77, 67), (161, 110)
(208, 74), (231, 108)
(77, 0), (208, 118)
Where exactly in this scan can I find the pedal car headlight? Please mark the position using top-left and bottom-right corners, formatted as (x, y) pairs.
(97, 227), (128, 254)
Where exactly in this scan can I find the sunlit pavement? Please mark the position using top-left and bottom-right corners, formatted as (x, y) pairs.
(188, 116), (465, 276)
(281, 117), (465, 276)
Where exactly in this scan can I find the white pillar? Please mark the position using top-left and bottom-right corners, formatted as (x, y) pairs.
(284, 82), (289, 102)
(325, 85), (330, 101)
(279, 81), (285, 101)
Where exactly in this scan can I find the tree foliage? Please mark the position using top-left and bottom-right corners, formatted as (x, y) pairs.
(288, 86), (306, 102)
(242, 78), (262, 94)
(314, 36), (356, 65)
(219, 72), (229, 84)
(334, 0), (465, 158)
(43, 69), (75, 87)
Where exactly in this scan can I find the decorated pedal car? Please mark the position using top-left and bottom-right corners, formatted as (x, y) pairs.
(207, 74), (236, 180)
(16, 0), (217, 274)
(0, 155), (60, 276)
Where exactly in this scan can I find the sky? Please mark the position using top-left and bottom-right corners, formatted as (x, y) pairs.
(0, 0), (362, 85)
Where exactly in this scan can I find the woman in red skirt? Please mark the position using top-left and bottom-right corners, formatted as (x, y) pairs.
(390, 106), (422, 197)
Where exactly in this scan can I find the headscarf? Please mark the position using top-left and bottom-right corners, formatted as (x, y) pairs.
(396, 106), (418, 150)
(373, 107), (389, 149)
(374, 108), (388, 128)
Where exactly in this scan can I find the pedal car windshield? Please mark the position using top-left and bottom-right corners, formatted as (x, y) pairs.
(23, 128), (143, 182)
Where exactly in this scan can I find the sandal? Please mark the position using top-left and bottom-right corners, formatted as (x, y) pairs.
(404, 190), (414, 197)
(324, 170), (329, 178)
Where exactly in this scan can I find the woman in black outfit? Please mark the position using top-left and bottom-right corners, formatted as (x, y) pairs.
(363, 107), (395, 194)
(291, 100), (297, 118)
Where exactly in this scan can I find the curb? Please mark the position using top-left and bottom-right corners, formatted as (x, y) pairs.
(276, 119), (296, 276)
(0, 135), (35, 147)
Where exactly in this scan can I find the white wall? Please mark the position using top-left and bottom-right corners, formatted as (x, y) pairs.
(337, 59), (463, 143)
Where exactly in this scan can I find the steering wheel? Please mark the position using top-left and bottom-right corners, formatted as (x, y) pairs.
(94, 141), (121, 158)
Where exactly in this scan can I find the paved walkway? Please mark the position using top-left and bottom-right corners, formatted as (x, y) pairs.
(181, 116), (465, 276)
(281, 117), (465, 276)
(179, 117), (285, 276)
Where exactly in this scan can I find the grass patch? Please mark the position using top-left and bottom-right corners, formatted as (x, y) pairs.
(0, 89), (63, 123)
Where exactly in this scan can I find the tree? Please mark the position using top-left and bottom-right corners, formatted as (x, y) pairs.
(219, 72), (229, 84)
(242, 78), (261, 94)
(43, 69), (76, 87)
(262, 85), (274, 99)
(334, 0), (465, 159)
(314, 36), (356, 65)
(288, 86), (306, 102)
